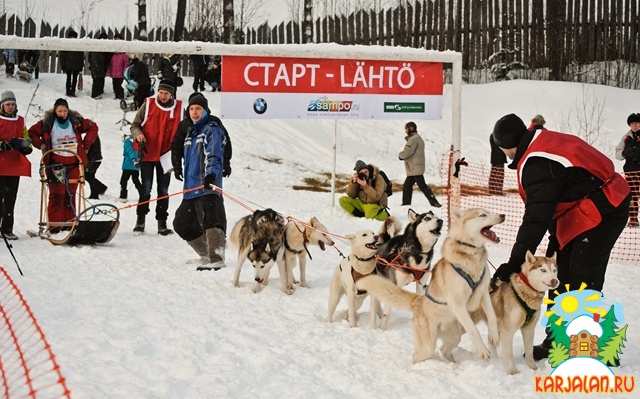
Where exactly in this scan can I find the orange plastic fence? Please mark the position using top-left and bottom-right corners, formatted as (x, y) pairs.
(440, 153), (640, 264)
(0, 267), (71, 399)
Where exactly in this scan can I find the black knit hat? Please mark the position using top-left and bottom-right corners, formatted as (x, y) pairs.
(54, 98), (69, 110)
(627, 113), (640, 126)
(188, 92), (208, 110)
(492, 114), (527, 149)
(354, 160), (367, 172)
(158, 80), (175, 95)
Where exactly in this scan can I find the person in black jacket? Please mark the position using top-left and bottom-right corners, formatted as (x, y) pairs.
(88, 33), (111, 99)
(172, 92), (232, 231)
(190, 48), (210, 92)
(204, 57), (222, 92)
(59, 30), (84, 97)
(488, 135), (507, 195)
(129, 57), (151, 109)
(157, 53), (181, 96)
(490, 114), (630, 362)
(85, 136), (108, 199)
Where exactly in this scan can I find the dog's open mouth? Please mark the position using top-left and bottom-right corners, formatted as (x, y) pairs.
(431, 221), (444, 236)
(365, 241), (378, 250)
(481, 226), (500, 243)
(318, 241), (326, 250)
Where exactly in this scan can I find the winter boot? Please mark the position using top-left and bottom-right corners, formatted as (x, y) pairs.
(158, 219), (174, 236)
(133, 214), (145, 233)
(198, 228), (227, 271)
(532, 335), (553, 361)
(427, 194), (442, 208)
(352, 208), (365, 218)
(186, 234), (210, 265)
(117, 188), (128, 203)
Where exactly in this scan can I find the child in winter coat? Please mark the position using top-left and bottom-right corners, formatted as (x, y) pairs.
(117, 134), (142, 202)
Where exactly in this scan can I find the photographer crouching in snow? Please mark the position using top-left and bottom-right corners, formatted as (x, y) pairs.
(490, 114), (630, 362)
(171, 93), (228, 271)
(339, 160), (389, 221)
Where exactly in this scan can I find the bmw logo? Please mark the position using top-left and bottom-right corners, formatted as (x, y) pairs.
(253, 98), (267, 114)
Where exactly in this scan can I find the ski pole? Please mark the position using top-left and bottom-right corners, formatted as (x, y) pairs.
(1, 231), (23, 276)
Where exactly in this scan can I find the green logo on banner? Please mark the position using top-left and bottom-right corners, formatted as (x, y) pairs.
(383, 102), (426, 113)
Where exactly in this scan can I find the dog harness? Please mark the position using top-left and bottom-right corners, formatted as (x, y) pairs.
(510, 282), (538, 326)
(425, 264), (487, 305)
(341, 254), (376, 295)
(283, 222), (313, 260)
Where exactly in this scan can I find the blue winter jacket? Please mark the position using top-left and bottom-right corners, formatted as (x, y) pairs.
(3, 49), (17, 64)
(122, 136), (140, 171)
(182, 111), (225, 200)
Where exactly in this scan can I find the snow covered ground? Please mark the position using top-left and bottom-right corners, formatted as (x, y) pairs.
(1, 69), (638, 398)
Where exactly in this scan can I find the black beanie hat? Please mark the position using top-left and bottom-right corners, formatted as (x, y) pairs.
(188, 92), (208, 110)
(158, 80), (175, 95)
(627, 113), (640, 126)
(54, 98), (69, 110)
(492, 114), (527, 149)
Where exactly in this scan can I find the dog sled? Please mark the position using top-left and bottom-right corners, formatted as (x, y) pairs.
(31, 149), (120, 245)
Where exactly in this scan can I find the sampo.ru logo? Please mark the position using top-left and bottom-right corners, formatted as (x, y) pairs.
(307, 97), (354, 112)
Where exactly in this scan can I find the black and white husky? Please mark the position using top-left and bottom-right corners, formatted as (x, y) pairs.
(230, 208), (287, 294)
(374, 208), (443, 329)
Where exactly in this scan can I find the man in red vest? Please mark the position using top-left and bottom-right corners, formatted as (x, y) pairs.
(491, 114), (630, 361)
(130, 80), (183, 235)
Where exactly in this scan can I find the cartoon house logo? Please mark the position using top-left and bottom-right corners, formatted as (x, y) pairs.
(535, 283), (634, 394)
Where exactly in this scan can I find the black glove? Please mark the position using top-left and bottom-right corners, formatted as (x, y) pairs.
(204, 174), (215, 188)
(20, 146), (33, 155)
(174, 168), (183, 181)
(493, 262), (520, 282)
(453, 157), (468, 178)
(0, 141), (13, 151)
(137, 141), (147, 161)
(223, 162), (231, 178)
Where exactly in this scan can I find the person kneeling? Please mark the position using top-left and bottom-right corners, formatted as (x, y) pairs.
(339, 160), (389, 221)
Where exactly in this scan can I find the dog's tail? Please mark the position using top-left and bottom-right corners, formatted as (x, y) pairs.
(229, 216), (248, 247)
(377, 216), (402, 244)
(357, 275), (420, 311)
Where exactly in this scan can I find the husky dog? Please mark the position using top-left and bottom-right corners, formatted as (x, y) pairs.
(473, 251), (559, 374)
(282, 217), (335, 291)
(230, 208), (288, 294)
(358, 208), (504, 363)
(326, 230), (380, 328)
(375, 209), (443, 330)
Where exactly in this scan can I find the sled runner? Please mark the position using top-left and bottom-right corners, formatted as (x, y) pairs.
(34, 149), (120, 245)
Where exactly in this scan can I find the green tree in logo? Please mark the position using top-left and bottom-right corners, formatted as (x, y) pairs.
(549, 341), (570, 368)
(547, 313), (571, 348)
(598, 305), (627, 367)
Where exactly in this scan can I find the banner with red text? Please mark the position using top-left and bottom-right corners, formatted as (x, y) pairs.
(220, 56), (444, 120)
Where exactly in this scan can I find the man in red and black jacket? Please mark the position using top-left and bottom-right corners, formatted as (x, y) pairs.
(491, 114), (630, 361)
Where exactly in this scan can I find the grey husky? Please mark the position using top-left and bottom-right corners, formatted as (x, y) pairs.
(230, 208), (287, 294)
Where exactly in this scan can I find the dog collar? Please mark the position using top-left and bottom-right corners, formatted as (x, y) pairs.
(354, 254), (376, 262)
(518, 271), (539, 292)
(455, 240), (477, 249)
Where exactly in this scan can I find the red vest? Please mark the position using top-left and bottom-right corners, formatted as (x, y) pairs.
(140, 97), (182, 162)
(0, 114), (31, 177)
(517, 129), (629, 248)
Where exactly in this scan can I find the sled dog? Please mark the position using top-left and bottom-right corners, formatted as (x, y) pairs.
(282, 217), (335, 291)
(473, 251), (559, 374)
(326, 230), (381, 328)
(375, 209), (443, 330)
(358, 208), (504, 363)
(230, 208), (288, 294)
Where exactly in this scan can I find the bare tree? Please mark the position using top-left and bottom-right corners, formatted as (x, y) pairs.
(187, 0), (223, 41)
(223, 0), (234, 43)
(303, 0), (313, 43)
(151, 0), (175, 30)
(284, 0), (303, 24)
(174, 0), (187, 41)
(235, 0), (267, 32)
(560, 85), (608, 148)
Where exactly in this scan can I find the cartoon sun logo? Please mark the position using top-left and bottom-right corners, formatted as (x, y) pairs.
(544, 282), (606, 325)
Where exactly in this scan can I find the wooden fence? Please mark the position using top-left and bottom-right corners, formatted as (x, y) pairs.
(1, 0), (639, 88)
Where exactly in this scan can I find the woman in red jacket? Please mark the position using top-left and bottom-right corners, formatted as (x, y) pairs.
(28, 98), (98, 229)
(0, 90), (33, 240)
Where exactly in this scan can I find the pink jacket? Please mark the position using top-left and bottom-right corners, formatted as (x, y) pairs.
(109, 53), (130, 79)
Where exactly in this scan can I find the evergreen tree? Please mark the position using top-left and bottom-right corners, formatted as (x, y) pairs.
(599, 325), (627, 366)
(546, 313), (571, 349)
(598, 305), (619, 347)
(549, 341), (569, 368)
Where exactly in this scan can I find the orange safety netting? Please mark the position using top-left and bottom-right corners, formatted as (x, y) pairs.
(439, 153), (640, 264)
(0, 267), (71, 399)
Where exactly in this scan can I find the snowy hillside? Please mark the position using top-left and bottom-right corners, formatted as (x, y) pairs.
(0, 69), (638, 399)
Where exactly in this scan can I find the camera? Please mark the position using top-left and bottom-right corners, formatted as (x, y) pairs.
(357, 172), (367, 180)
